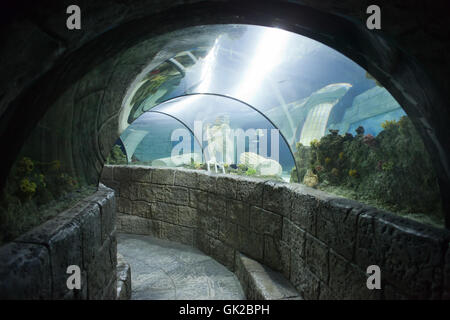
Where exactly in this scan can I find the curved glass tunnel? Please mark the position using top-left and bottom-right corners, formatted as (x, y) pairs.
(118, 94), (296, 181)
(109, 24), (443, 227)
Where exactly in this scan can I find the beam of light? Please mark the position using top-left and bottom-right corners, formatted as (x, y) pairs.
(234, 27), (290, 101)
(196, 37), (221, 93)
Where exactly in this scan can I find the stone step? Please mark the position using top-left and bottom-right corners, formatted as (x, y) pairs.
(116, 253), (131, 300)
(235, 252), (302, 300)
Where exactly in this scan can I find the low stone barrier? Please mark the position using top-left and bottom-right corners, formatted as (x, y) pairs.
(102, 165), (450, 300)
(235, 252), (302, 300)
(0, 184), (117, 299)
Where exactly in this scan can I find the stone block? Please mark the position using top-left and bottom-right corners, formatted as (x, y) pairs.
(197, 172), (216, 193)
(174, 169), (199, 188)
(152, 168), (174, 185)
(227, 199), (250, 227)
(216, 175), (237, 199)
(117, 214), (160, 237)
(117, 197), (132, 214)
(79, 202), (102, 268)
(250, 206), (282, 238)
(236, 177), (265, 207)
(0, 242), (52, 299)
(264, 235), (282, 272)
(208, 194), (227, 219)
(130, 166), (152, 183)
(262, 181), (290, 217)
(178, 206), (197, 228)
(282, 218), (306, 258)
(194, 231), (211, 256)
(189, 189), (208, 211)
(198, 212), (220, 239)
(238, 226), (264, 262)
(329, 249), (380, 300)
(87, 236), (116, 299)
(101, 165), (113, 181)
(305, 234), (329, 283)
(316, 198), (362, 261)
(218, 220), (239, 248)
(279, 240), (291, 279)
(356, 210), (448, 299)
(290, 252), (320, 300)
(160, 221), (194, 246)
(113, 166), (130, 182)
(290, 189), (319, 235)
(51, 227), (83, 299)
(210, 237), (235, 271)
(151, 201), (178, 224)
(132, 200), (151, 218)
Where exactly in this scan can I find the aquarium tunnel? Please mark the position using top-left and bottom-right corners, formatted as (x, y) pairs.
(106, 25), (444, 227)
(1, 1), (450, 301)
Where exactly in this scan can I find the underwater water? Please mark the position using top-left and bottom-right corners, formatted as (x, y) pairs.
(110, 24), (443, 226)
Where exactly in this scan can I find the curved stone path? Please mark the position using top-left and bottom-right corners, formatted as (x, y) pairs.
(117, 233), (245, 300)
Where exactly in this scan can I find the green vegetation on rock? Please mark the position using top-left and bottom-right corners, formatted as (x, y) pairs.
(0, 157), (96, 245)
(291, 116), (443, 226)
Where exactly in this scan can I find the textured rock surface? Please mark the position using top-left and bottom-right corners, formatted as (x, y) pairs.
(103, 165), (450, 300)
(235, 252), (302, 300)
(116, 253), (132, 300)
(117, 233), (244, 300)
(0, 185), (117, 300)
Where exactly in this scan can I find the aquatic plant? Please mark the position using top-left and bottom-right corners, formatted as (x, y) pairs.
(381, 119), (397, 130)
(290, 116), (443, 226)
(107, 145), (127, 165)
(19, 178), (37, 200)
(310, 139), (320, 148)
(355, 126), (365, 135)
(362, 134), (377, 147)
(17, 157), (34, 175)
(348, 169), (358, 177)
(381, 160), (394, 171)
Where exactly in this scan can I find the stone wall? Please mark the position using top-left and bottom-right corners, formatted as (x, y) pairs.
(0, 184), (117, 299)
(102, 165), (450, 300)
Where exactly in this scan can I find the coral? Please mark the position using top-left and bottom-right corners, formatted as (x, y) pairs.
(355, 126), (365, 135)
(362, 134), (377, 147)
(303, 169), (319, 188)
(329, 129), (339, 136)
(291, 116), (443, 226)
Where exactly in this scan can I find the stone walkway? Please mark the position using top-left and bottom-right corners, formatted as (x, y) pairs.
(117, 233), (245, 300)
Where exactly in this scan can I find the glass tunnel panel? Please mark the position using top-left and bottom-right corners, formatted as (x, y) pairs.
(116, 94), (297, 182)
(109, 24), (444, 227)
(117, 112), (202, 167)
(125, 25), (406, 149)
